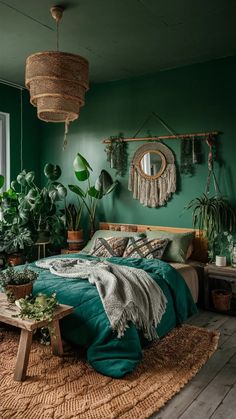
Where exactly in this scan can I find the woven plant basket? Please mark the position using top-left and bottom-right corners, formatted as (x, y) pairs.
(6, 283), (33, 302)
(25, 51), (89, 123)
(212, 289), (232, 312)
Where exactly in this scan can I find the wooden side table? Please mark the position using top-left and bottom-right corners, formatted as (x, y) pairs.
(204, 264), (236, 315)
(0, 293), (73, 381)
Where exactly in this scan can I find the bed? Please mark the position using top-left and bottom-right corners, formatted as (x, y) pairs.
(24, 223), (206, 378)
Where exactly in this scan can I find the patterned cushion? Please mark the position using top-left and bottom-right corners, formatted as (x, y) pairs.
(123, 237), (169, 259)
(81, 230), (144, 254)
(89, 237), (129, 257)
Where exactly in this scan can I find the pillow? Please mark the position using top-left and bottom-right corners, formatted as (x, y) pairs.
(89, 237), (129, 257)
(81, 229), (144, 254)
(146, 230), (195, 263)
(123, 237), (169, 259)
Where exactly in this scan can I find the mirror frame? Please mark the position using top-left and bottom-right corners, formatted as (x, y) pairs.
(139, 150), (167, 180)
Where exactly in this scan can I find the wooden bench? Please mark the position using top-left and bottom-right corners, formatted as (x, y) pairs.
(0, 293), (73, 381)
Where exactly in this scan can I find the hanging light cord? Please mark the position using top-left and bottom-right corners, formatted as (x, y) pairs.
(63, 120), (70, 150)
(20, 88), (24, 171)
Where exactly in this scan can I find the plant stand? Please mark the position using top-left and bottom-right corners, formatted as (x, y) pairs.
(0, 293), (73, 381)
(35, 241), (50, 259)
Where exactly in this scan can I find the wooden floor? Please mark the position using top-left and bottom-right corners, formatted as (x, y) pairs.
(152, 310), (236, 419)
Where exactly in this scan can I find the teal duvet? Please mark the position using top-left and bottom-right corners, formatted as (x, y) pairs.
(30, 255), (197, 378)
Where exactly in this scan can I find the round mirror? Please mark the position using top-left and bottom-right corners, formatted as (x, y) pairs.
(139, 150), (166, 179)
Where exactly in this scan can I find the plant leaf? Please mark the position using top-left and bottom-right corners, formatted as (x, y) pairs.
(0, 175), (4, 189)
(68, 184), (86, 198)
(44, 164), (62, 181)
(73, 153), (92, 172)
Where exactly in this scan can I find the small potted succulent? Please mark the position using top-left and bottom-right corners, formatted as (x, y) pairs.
(0, 267), (38, 302)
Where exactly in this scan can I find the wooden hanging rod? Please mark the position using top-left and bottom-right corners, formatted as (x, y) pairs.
(102, 131), (219, 144)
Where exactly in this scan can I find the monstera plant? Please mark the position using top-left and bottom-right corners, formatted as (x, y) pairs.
(10, 164), (67, 246)
(68, 153), (118, 234)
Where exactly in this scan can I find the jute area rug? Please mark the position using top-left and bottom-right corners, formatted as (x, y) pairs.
(0, 324), (219, 419)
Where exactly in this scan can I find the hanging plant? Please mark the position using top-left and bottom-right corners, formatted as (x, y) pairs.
(104, 133), (128, 176)
(186, 135), (235, 259)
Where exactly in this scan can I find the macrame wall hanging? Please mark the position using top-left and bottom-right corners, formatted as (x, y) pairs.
(102, 112), (219, 208)
(128, 143), (176, 207)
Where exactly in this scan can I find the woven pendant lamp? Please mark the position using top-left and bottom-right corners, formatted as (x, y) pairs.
(25, 6), (89, 124)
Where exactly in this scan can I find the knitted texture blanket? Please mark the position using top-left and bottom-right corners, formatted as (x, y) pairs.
(36, 258), (167, 340)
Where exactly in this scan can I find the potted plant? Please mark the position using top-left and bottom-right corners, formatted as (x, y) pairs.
(0, 223), (33, 265)
(11, 164), (67, 247)
(65, 203), (84, 250)
(210, 231), (234, 266)
(0, 266), (38, 302)
(68, 153), (118, 236)
(0, 176), (34, 265)
(186, 194), (235, 260)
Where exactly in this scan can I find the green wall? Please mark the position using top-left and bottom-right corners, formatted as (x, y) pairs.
(0, 83), (41, 184)
(39, 55), (236, 229)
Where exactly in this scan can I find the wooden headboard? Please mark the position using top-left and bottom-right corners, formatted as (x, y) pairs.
(99, 222), (208, 262)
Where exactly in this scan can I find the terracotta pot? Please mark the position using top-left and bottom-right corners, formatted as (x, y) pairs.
(67, 230), (84, 250)
(6, 283), (33, 302)
(7, 253), (24, 266)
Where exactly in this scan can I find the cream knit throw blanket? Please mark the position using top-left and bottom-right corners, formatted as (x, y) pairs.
(36, 258), (167, 340)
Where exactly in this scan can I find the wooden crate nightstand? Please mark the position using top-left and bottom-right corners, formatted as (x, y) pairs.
(204, 264), (236, 315)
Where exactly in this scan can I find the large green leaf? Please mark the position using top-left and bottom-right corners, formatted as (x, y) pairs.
(104, 180), (118, 195)
(25, 171), (35, 184)
(44, 164), (62, 181)
(88, 186), (103, 199)
(75, 169), (90, 181)
(17, 170), (27, 186)
(48, 183), (67, 201)
(68, 184), (86, 198)
(95, 170), (118, 196)
(73, 153), (92, 172)
(26, 188), (38, 203)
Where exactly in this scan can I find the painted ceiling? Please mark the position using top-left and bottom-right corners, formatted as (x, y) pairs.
(0, 0), (236, 85)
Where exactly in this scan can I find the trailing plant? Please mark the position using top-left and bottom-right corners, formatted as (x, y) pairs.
(186, 194), (235, 241)
(104, 133), (128, 176)
(186, 193), (235, 261)
(15, 293), (58, 344)
(15, 293), (58, 323)
(68, 153), (118, 233)
(0, 267), (38, 288)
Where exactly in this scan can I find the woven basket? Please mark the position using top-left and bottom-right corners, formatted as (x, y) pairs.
(212, 289), (232, 312)
(6, 283), (33, 302)
(25, 51), (89, 123)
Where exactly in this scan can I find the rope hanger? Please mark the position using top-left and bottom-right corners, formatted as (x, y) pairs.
(102, 112), (219, 144)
